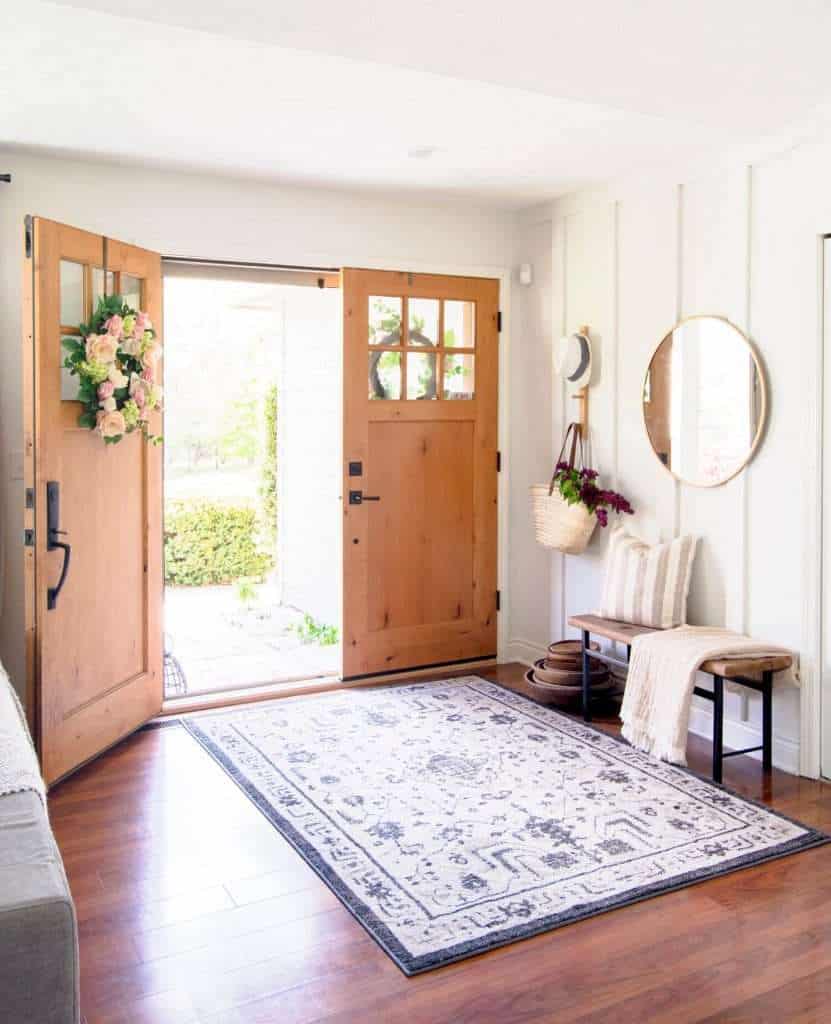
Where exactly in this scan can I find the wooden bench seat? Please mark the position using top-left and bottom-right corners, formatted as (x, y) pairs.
(567, 614), (792, 782)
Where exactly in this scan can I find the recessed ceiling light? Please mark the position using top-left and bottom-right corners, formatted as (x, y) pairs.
(408, 146), (439, 160)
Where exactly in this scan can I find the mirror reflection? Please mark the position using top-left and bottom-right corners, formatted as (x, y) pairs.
(643, 317), (765, 487)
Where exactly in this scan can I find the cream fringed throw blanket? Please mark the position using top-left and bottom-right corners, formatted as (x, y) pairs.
(620, 626), (797, 765)
(0, 663), (45, 803)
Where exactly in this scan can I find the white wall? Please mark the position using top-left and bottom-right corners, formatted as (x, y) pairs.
(0, 148), (517, 700)
(503, 212), (555, 666)
(278, 286), (341, 628)
(516, 135), (831, 776)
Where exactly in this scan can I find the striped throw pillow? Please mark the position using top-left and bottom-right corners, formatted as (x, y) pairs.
(599, 528), (698, 629)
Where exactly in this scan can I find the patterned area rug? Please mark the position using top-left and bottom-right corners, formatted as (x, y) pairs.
(183, 677), (827, 975)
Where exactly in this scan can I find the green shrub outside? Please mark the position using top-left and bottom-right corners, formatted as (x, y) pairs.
(258, 385), (278, 552)
(164, 501), (273, 586)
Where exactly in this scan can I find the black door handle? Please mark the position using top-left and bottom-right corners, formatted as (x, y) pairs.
(348, 490), (381, 505)
(46, 481), (72, 611)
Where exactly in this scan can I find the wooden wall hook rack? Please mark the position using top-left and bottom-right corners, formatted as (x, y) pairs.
(572, 324), (590, 436)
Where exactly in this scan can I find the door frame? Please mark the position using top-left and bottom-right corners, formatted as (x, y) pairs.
(817, 235), (830, 779)
(159, 256), (512, 684)
(335, 259), (512, 673)
(90, 255), (511, 717)
(22, 219), (164, 780)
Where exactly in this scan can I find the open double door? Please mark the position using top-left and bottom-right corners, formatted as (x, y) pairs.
(24, 220), (499, 787)
(24, 219), (163, 786)
(340, 269), (499, 678)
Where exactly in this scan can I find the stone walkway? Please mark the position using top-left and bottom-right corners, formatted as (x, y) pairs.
(164, 584), (340, 699)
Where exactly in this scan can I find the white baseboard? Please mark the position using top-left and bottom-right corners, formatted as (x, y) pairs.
(504, 637), (548, 667)
(688, 704), (800, 776)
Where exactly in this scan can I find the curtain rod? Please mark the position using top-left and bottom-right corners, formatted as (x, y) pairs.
(162, 256), (340, 274)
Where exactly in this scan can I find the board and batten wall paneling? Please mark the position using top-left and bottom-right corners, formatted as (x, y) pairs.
(614, 186), (679, 549)
(506, 213), (555, 666)
(678, 170), (753, 733)
(750, 144), (825, 771)
(561, 205), (615, 636)
(543, 140), (831, 775)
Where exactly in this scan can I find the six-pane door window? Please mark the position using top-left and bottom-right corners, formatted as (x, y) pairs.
(368, 295), (475, 401)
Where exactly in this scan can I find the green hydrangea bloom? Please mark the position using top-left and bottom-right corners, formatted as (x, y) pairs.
(122, 399), (139, 429)
(78, 360), (110, 384)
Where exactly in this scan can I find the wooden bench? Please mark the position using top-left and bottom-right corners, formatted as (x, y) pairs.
(567, 614), (792, 782)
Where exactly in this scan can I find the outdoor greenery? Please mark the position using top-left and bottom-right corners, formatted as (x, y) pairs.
(235, 577), (259, 609)
(258, 384), (278, 551)
(164, 501), (273, 586)
(290, 613), (340, 646)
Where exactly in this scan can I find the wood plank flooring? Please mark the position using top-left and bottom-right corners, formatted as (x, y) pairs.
(48, 664), (831, 1023)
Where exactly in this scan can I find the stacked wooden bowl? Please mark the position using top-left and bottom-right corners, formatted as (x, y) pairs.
(524, 640), (614, 705)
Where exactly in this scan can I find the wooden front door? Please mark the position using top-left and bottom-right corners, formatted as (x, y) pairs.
(24, 218), (163, 786)
(342, 269), (499, 678)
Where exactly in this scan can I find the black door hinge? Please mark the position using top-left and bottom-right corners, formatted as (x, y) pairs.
(497, 311), (503, 333)
(495, 590), (501, 612)
(496, 451), (502, 473)
(24, 529), (34, 547)
(24, 215), (32, 259)
(25, 487), (34, 509)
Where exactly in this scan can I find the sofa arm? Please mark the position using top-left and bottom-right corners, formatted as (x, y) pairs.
(0, 792), (79, 1024)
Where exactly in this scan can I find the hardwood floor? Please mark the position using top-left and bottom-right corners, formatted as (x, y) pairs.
(48, 663), (831, 1024)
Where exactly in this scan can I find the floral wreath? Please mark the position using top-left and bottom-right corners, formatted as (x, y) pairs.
(62, 294), (163, 445)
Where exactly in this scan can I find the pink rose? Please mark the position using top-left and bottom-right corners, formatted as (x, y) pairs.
(135, 312), (149, 332)
(98, 380), (115, 400)
(141, 366), (154, 383)
(105, 315), (123, 336)
(133, 387), (145, 408)
(96, 409), (126, 439)
(85, 333), (119, 364)
(140, 343), (161, 371)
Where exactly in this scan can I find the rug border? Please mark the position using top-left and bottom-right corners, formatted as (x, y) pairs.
(180, 675), (830, 976)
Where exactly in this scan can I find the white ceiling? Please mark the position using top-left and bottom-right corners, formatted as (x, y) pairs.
(3, 1), (831, 208)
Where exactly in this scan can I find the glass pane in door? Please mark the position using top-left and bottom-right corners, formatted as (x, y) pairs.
(443, 300), (475, 348)
(407, 351), (438, 400)
(60, 336), (82, 401)
(60, 260), (84, 327)
(121, 273), (142, 309)
(369, 351), (402, 400)
(92, 267), (114, 307)
(408, 298), (439, 347)
(368, 296), (402, 346)
(443, 352), (475, 400)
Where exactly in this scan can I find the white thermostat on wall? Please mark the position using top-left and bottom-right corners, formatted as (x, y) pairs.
(556, 331), (592, 394)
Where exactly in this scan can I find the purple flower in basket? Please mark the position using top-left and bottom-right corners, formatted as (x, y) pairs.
(550, 458), (633, 528)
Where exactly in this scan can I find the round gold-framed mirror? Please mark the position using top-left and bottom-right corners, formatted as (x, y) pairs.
(642, 315), (767, 488)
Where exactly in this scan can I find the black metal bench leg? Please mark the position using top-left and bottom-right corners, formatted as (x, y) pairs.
(762, 670), (773, 772)
(712, 675), (724, 783)
(582, 629), (591, 722)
